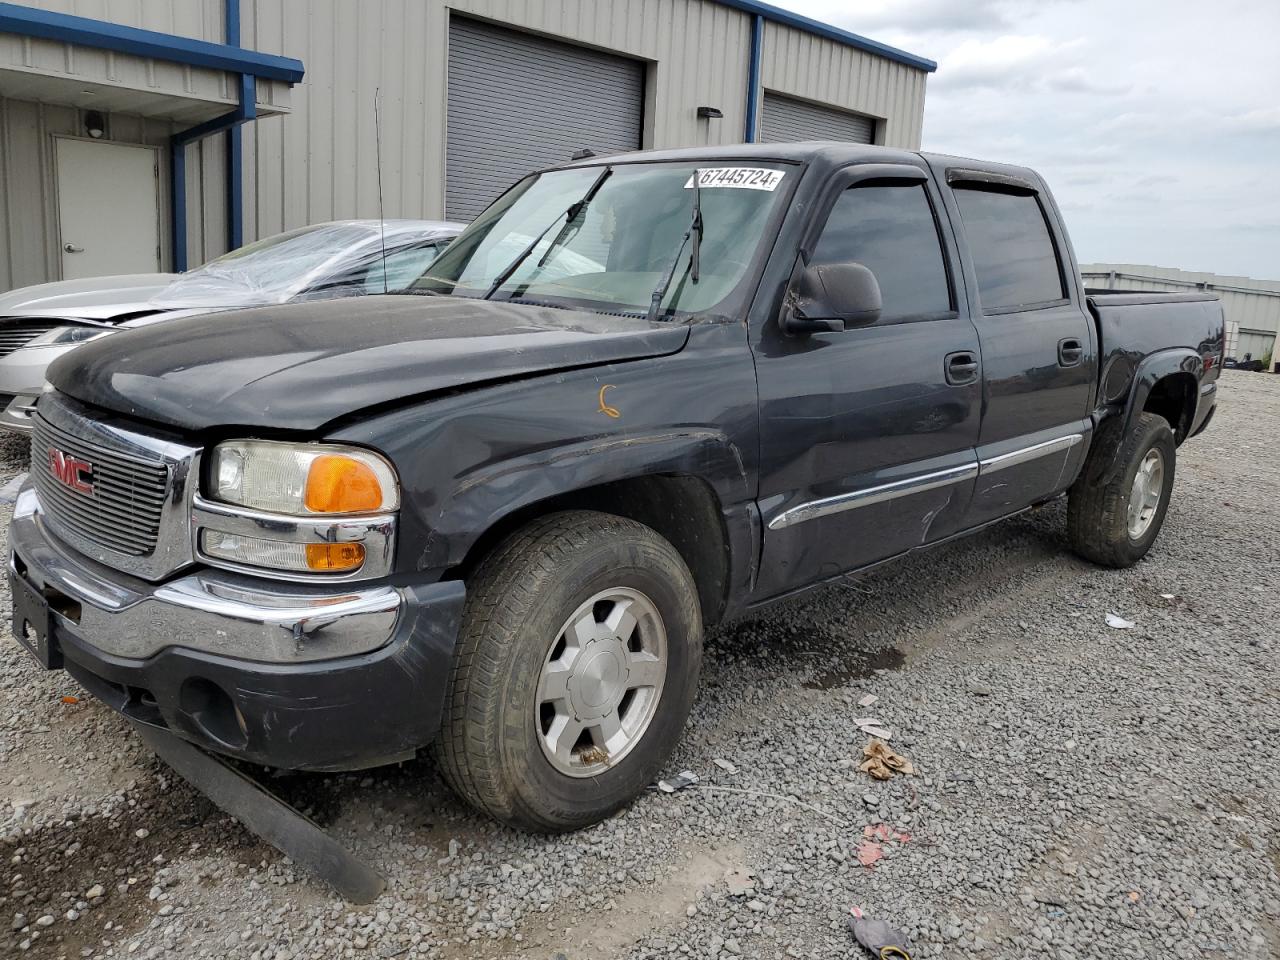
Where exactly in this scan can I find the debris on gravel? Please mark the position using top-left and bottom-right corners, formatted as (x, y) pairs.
(2, 371), (1278, 959)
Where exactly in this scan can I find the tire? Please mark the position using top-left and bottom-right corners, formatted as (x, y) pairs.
(1067, 412), (1176, 568)
(434, 510), (703, 832)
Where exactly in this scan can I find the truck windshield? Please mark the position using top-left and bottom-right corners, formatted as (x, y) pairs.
(409, 162), (793, 319)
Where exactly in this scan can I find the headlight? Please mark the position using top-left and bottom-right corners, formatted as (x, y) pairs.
(25, 326), (116, 348)
(209, 440), (399, 515)
(200, 441), (398, 577)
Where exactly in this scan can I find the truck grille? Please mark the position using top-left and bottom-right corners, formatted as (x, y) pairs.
(0, 320), (59, 357)
(32, 412), (170, 557)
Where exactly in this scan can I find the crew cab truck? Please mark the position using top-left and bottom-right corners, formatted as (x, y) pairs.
(10, 144), (1222, 832)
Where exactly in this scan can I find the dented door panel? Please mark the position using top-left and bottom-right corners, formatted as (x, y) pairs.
(751, 318), (982, 600)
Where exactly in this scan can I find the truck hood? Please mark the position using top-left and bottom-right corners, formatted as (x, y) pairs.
(49, 295), (691, 432)
(0, 274), (178, 321)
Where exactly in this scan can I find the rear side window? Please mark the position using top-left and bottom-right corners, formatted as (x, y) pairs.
(953, 186), (1065, 310)
(811, 183), (952, 323)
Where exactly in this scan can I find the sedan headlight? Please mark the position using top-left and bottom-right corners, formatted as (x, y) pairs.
(201, 441), (399, 576)
(210, 440), (399, 515)
(25, 325), (116, 348)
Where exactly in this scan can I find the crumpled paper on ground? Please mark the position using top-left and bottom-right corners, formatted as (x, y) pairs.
(857, 824), (912, 869)
(859, 739), (915, 780)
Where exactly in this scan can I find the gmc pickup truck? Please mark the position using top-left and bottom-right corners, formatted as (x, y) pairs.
(10, 144), (1222, 832)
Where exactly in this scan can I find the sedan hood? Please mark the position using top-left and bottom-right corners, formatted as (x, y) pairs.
(0, 274), (178, 321)
(49, 295), (690, 432)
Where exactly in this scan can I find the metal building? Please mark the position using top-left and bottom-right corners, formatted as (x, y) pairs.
(1082, 263), (1280, 365)
(0, 0), (934, 293)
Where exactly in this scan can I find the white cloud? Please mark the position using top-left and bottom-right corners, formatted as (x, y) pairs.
(932, 35), (1055, 89)
(1046, 67), (1131, 96)
(770, 0), (1280, 278)
(1220, 107), (1280, 134)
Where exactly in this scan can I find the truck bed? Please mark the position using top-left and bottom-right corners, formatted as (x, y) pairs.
(1086, 288), (1225, 420)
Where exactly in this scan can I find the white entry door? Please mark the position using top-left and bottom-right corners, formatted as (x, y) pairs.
(55, 138), (161, 281)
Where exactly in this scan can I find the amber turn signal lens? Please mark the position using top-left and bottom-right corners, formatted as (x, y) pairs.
(304, 542), (366, 572)
(305, 455), (383, 513)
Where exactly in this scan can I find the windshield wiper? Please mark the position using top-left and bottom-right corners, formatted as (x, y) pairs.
(646, 168), (702, 321)
(483, 166), (613, 300)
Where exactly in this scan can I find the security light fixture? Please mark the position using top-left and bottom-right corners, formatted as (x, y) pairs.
(571, 148), (596, 160)
(697, 106), (723, 120)
(84, 110), (105, 139)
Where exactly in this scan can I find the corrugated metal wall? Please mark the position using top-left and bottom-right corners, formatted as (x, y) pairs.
(1081, 263), (1280, 360)
(240, 0), (930, 232)
(0, 96), (227, 291)
(13, 0), (225, 42)
(759, 19), (927, 149)
(0, 0), (243, 289)
(1, 0), (930, 289)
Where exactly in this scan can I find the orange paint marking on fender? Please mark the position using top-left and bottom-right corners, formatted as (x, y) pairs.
(597, 384), (621, 419)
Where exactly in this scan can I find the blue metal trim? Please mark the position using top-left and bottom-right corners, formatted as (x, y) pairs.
(0, 2), (304, 82)
(744, 14), (763, 142)
(170, 141), (188, 272)
(226, 0), (245, 252)
(171, 74), (257, 271)
(713, 0), (936, 73)
(228, 124), (244, 251)
(225, 0), (241, 48)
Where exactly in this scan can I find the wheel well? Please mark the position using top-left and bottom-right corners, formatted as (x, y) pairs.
(447, 475), (731, 628)
(1143, 373), (1197, 443)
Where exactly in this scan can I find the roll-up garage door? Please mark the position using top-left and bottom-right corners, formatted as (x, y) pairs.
(1238, 329), (1276, 360)
(761, 91), (875, 144)
(446, 18), (644, 220)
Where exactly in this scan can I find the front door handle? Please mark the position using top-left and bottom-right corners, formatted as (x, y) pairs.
(945, 351), (979, 386)
(63, 242), (84, 254)
(1058, 337), (1084, 367)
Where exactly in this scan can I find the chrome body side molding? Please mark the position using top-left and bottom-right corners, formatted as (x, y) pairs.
(978, 433), (1084, 475)
(767, 463), (978, 530)
(768, 431), (1086, 531)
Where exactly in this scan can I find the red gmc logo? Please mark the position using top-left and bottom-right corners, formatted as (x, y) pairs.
(48, 448), (94, 496)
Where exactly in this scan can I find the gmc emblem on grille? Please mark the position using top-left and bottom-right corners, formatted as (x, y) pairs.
(48, 448), (94, 496)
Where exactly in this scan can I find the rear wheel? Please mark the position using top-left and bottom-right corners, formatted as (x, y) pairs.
(1067, 412), (1176, 568)
(434, 510), (702, 832)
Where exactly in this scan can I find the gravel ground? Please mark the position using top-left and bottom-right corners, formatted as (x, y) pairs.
(2, 369), (1278, 960)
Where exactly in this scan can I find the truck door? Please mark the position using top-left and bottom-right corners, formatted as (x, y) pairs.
(938, 169), (1097, 526)
(751, 163), (982, 600)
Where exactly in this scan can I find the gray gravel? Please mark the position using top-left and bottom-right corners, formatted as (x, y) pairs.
(2, 370), (1278, 960)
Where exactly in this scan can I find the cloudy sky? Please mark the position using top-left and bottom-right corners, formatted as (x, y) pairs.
(777, 0), (1280, 279)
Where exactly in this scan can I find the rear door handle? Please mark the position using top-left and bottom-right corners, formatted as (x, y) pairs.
(1058, 338), (1084, 367)
(945, 351), (979, 386)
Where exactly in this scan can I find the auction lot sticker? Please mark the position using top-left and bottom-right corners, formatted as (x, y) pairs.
(684, 167), (786, 191)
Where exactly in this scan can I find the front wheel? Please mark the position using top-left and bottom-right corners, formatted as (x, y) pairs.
(1067, 412), (1176, 568)
(434, 511), (702, 832)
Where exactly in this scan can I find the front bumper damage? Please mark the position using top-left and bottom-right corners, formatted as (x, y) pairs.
(9, 486), (465, 772)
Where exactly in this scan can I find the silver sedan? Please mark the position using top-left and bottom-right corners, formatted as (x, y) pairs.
(0, 219), (462, 434)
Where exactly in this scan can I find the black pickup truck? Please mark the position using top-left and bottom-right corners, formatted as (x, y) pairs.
(10, 143), (1222, 832)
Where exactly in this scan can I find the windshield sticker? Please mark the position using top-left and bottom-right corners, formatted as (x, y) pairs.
(684, 167), (786, 191)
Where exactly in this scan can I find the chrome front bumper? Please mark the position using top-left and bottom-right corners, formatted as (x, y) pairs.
(10, 487), (401, 663)
(9, 485), (467, 771)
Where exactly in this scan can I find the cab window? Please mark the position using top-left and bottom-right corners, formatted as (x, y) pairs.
(953, 185), (1065, 311)
(811, 183), (953, 323)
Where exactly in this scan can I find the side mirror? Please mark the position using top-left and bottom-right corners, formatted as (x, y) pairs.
(782, 261), (882, 335)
